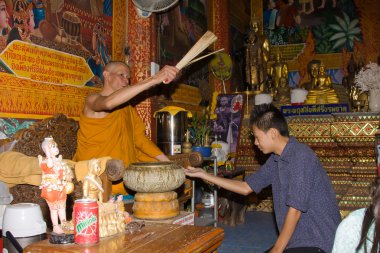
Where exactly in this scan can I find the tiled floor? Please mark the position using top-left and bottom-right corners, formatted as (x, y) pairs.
(217, 211), (278, 253)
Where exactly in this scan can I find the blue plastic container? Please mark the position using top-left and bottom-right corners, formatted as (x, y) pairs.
(192, 146), (212, 158)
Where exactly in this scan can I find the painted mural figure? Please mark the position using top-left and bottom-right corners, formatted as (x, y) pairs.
(0, 0), (10, 51)
(39, 137), (74, 234)
(276, 0), (301, 28)
(7, 0), (35, 44)
(30, 0), (46, 28)
(299, 0), (314, 14)
(244, 18), (270, 92)
(88, 21), (110, 87)
(263, 0), (278, 30)
(318, 0), (336, 9)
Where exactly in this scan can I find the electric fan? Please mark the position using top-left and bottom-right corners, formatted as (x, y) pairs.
(132, 0), (179, 12)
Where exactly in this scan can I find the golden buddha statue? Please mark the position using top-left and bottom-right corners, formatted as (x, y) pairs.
(305, 63), (339, 104)
(275, 75), (291, 104)
(83, 158), (104, 203)
(302, 60), (320, 91)
(245, 17), (270, 92)
(269, 49), (288, 98)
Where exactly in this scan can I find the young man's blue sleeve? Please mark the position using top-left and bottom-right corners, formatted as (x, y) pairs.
(285, 152), (317, 212)
(246, 155), (275, 193)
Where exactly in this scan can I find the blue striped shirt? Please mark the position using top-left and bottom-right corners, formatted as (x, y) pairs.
(246, 137), (341, 252)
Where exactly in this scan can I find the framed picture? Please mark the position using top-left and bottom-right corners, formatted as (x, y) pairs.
(211, 93), (245, 165)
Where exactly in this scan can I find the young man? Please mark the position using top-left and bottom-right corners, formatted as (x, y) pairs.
(74, 61), (179, 194)
(185, 103), (340, 253)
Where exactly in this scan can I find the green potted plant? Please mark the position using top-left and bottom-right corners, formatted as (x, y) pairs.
(188, 111), (212, 157)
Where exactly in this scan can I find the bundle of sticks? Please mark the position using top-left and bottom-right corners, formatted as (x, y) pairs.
(175, 30), (219, 70)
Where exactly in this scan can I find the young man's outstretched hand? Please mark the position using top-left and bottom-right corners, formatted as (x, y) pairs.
(183, 166), (207, 179)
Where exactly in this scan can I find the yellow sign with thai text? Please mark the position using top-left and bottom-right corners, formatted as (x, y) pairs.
(0, 41), (93, 87)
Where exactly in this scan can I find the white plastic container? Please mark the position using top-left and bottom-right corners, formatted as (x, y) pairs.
(2, 203), (47, 252)
(0, 181), (13, 230)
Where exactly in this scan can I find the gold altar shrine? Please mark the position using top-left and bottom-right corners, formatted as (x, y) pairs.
(235, 112), (380, 217)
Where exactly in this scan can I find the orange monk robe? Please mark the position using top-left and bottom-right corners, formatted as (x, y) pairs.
(73, 106), (163, 194)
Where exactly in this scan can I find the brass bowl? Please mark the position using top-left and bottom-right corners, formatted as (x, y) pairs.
(123, 161), (185, 193)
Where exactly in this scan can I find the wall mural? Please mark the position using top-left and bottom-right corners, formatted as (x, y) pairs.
(262, 0), (362, 87)
(263, 0), (361, 53)
(0, 117), (34, 139)
(157, 0), (208, 88)
(0, 0), (115, 139)
(0, 0), (113, 87)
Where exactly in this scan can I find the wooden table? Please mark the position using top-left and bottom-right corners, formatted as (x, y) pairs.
(24, 223), (224, 253)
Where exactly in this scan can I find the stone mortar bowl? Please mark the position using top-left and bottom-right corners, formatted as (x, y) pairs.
(123, 161), (185, 193)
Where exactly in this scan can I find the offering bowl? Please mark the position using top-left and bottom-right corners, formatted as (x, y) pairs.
(123, 161), (185, 193)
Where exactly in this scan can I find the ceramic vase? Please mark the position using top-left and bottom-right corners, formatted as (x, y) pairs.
(369, 89), (380, 112)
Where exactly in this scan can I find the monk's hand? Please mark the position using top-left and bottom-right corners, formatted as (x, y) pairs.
(155, 65), (179, 84)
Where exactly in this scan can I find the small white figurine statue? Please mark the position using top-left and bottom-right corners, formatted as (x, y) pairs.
(39, 136), (74, 234)
(211, 139), (230, 164)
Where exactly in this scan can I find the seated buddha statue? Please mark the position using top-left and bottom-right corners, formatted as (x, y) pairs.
(301, 60), (320, 91)
(275, 76), (291, 104)
(269, 49), (288, 98)
(305, 63), (339, 104)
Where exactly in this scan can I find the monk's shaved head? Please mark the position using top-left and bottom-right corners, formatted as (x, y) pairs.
(104, 61), (129, 72)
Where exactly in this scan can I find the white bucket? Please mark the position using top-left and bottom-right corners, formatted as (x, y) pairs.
(0, 181), (13, 230)
(2, 203), (47, 252)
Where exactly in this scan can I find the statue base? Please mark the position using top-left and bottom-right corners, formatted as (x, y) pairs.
(280, 103), (349, 116)
(49, 232), (74, 244)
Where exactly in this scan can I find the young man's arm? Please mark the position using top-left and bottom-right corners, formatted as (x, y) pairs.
(270, 207), (301, 253)
(184, 167), (253, 195)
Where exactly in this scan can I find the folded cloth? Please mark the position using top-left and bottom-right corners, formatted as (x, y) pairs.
(0, 151), (52, 187)
(0, 151), (111, 188)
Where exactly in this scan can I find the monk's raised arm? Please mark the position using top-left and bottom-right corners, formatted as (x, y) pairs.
(84, 65), (179, 115)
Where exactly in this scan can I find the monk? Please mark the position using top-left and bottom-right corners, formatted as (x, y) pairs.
(74, 61), (179, 194)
